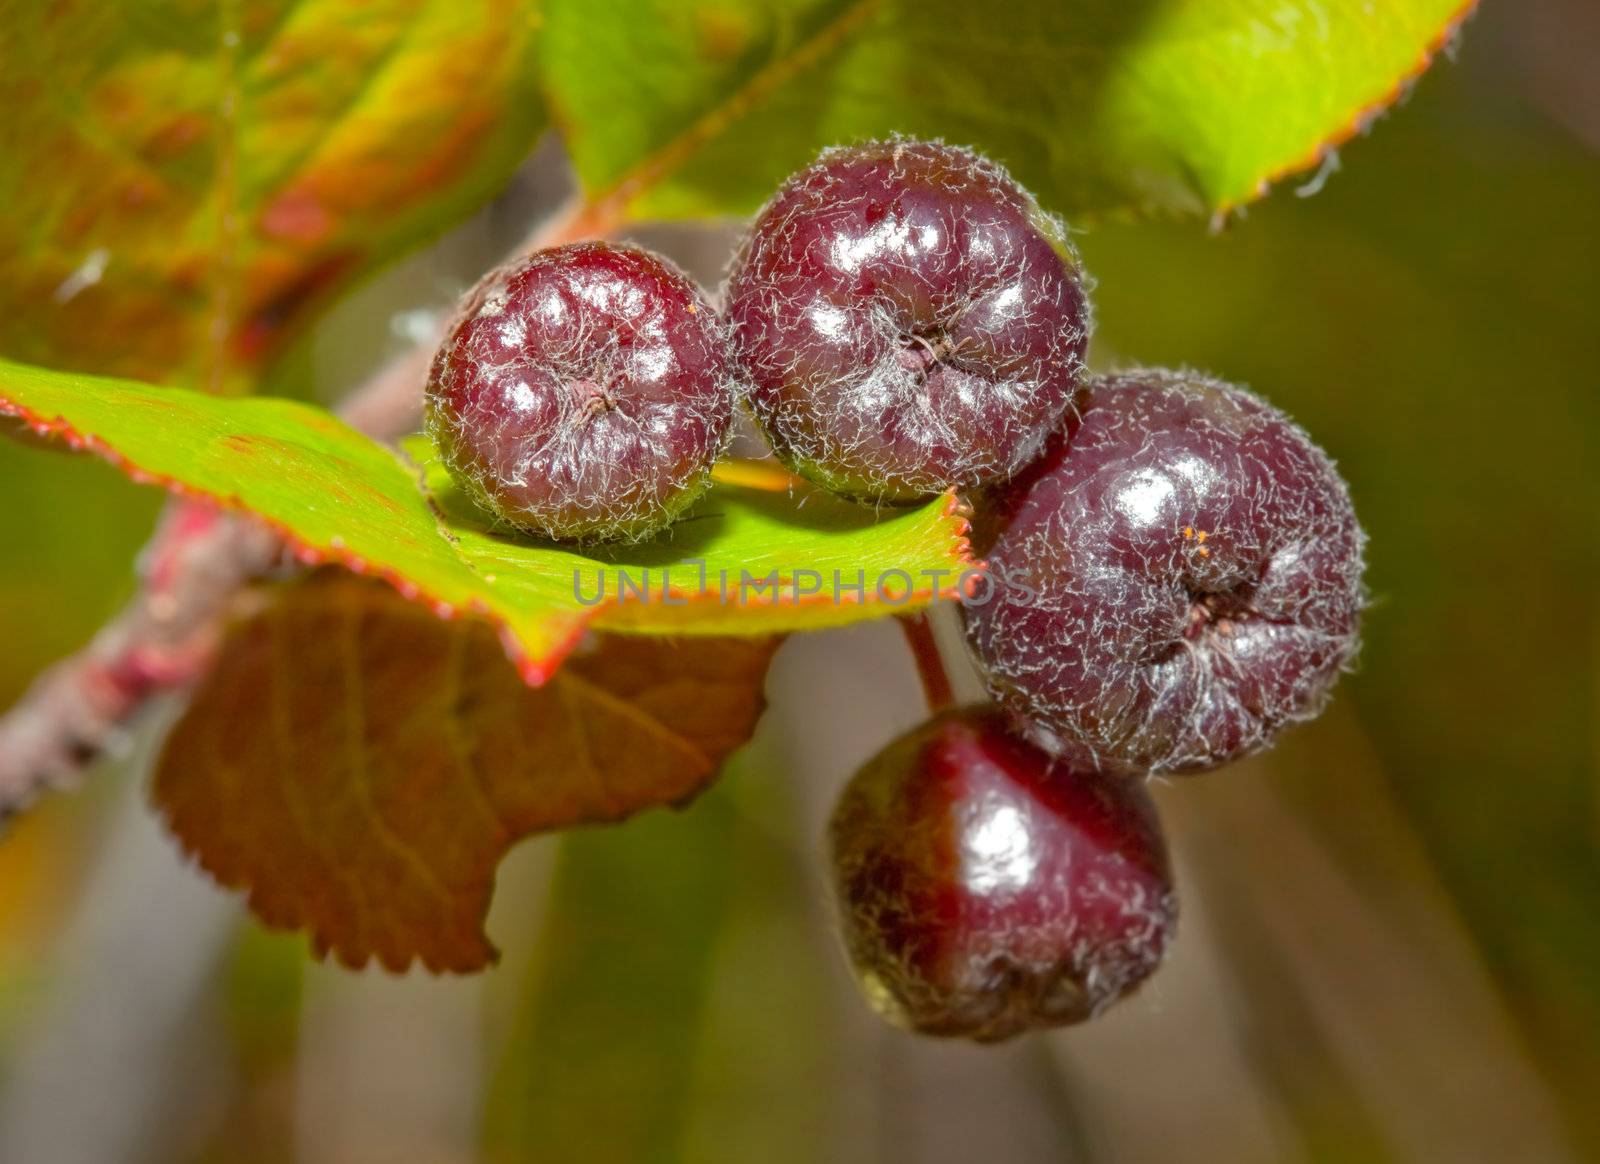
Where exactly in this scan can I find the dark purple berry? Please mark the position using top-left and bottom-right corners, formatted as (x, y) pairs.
(828, 706), (1176, 1041)
(964, 370), (1367, 775)
(724, 139), (1091, 503)
(426, 242), (735, 543)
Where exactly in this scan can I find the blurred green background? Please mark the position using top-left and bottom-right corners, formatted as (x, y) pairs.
(0, 3), (1596, 1161)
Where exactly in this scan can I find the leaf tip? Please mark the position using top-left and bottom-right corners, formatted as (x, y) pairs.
(1217, 0), (1482, 216)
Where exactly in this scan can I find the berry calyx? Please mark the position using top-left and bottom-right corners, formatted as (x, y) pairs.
(725, 139), (1092, 503)
(828, 706), (1176, 1041)
(426, 242), (735, 543)
(964, 370), (1367, 775)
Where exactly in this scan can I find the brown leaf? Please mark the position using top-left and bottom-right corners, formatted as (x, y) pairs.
(153, 571), (778, 972)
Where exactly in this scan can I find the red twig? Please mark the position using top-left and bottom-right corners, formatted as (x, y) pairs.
(0, 505), (283, 817)
(897, 613), (955, 715)
(0, 194), (620, 818)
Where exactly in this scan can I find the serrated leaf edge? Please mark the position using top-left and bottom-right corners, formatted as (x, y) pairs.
(1217, 0), (1481, 219)
(0, 393), (976, 688)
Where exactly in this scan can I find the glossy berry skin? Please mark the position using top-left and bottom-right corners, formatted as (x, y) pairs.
(964, 370), (1367, 775)
(724, 140), (1091, 503)
(426, 242), (735, 543)
(828, 706), (1176, 1042)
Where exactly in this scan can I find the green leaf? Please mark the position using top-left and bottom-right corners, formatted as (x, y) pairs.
(541, 0), (1476, 223)
(0, 359), (973, 681)
(0, 0), (544, 387)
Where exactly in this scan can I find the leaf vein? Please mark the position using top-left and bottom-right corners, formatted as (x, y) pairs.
(337, 581), (459, 914)
(559, 670), (714, 774)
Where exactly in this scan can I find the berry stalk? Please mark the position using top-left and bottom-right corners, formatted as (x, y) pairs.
(898, 612), (955, 715)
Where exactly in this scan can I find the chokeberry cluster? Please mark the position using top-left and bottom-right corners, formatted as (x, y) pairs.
(426, 138), (1367, 1042)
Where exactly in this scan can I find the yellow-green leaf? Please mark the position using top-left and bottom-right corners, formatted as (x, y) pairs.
(0, 359), (974, 680)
